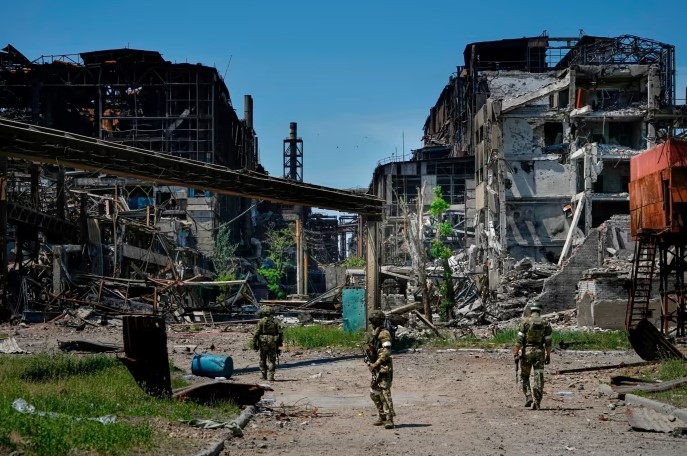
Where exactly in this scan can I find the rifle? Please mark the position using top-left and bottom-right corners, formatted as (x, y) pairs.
(514, 349), (521, 385)
(360, 345), (377, 385)
(277, 348), (281, 366)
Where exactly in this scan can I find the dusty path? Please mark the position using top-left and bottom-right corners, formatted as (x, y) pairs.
(6, 322), (686, 455)
(223, 340), (684, 455)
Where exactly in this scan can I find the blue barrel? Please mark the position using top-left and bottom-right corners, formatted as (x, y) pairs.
(191, 354), (233, 378)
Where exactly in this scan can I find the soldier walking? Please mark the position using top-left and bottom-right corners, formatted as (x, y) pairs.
(366, 310), (396, 429)
(252, 306), (283, 381)
(513, 301), (552, 410)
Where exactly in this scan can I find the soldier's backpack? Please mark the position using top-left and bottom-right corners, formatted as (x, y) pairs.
(262, 317), (280, 336)
(383, 316), (398, 344)
(526, 315), (546, 346)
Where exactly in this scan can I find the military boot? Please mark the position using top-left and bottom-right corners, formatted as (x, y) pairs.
(261, 371), (267, 380)
(531, 401), (540, 410)
(268, 372), (275, 382)
(524, 396), (533, 408)
(384, 418), (394, 430)
(373, 414), (386, 426)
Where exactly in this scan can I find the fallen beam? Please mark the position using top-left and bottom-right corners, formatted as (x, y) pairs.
(555, 360), (658, 375)
(613, 375), (687, 394)
(413, 310), (442, 337)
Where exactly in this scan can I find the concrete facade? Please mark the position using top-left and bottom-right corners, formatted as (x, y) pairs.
(422, 34), (681, 290)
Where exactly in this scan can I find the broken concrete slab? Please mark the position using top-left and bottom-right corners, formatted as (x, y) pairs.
(0, 336), (28, 354)
(626, 405), (686, 433)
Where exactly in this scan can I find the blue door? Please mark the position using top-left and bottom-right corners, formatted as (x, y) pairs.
(342, 287), (366, 333)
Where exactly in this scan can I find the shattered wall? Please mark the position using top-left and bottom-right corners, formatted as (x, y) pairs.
(539, 215), (635, 314)
(422, 34), (682, 297)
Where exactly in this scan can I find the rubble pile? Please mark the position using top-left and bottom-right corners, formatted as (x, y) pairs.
(486, 257), (556, 321)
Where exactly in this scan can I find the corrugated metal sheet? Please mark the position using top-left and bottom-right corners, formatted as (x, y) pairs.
(630, 165), (687, 237)
(631, 139), (687, 181)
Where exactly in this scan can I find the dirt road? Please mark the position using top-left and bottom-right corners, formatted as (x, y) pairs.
(7, 322), (686, 455)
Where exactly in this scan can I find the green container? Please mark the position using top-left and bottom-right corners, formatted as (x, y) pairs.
(191, 354), (233, 378)
(342, 287), (366, 333)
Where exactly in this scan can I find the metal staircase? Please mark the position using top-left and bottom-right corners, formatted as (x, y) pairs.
(626, 237), (657, 329)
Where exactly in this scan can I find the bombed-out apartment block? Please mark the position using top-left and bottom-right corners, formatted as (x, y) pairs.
(0, 45), (259, 263)
(423, 34), (685, 288)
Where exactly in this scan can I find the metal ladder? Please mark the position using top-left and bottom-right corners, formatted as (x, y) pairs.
(626, 237), (657, 329)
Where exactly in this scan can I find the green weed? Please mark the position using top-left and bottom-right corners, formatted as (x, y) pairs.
(631, 359), (687, 408)
(284, 325), (365, 348)
(0, 353), (239, 455)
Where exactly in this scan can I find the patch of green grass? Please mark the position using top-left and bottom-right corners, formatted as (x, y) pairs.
(425, 329), (630, 351)
(0, 353), (240, 456)
(631, 360), (687, 408)
(283, 324), (631, 352)
(551, 330), (630, 350)
(284, 325), (365, 348)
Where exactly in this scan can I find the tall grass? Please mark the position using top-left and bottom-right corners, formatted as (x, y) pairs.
(632, 359), (687, 408)
(283, 324), (630, 351)
(0, 353), (240, 455)
(284, 325), (365, 348)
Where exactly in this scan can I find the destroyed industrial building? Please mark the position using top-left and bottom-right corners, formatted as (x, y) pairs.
(1, 33), (686, 349)
(422, 34), (683, 281)
(371, 33), (686, 332)
(0, 44), (381, 322)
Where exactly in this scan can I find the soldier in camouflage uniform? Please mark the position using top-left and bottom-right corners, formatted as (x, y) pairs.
(514, 301), (552, 410)
(366, 310), (395, 429)
(252, 306), (283, 381)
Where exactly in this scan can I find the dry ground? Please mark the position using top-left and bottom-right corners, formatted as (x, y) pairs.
(6, 321), (687, 456)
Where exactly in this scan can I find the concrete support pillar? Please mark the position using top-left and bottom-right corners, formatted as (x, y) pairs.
(364, 217), (380, 324)
(52, 245), (64, 297)
(0, 156), (7, 317)
(356, 216), (364, 258)
(568, 69), (576, 110)
(584, 146), (593, 234)
(497, 150), (507, 251)
(295, 216), (304, 296)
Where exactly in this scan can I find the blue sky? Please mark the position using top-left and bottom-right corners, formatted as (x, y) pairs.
(3, 0), (687, 192)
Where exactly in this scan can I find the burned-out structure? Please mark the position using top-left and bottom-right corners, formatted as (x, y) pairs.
(0, 44), (388, 321)
(367, 146), (476, 312)
(0, 44), (259, 319)
(423, 34), (685, 289)
(0, 45), (258, 255)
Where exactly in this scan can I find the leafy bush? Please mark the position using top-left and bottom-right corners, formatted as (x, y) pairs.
(340, 256), (366, 268)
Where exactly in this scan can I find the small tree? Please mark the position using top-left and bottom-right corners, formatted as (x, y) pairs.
(340, 255), (366, 268)
(213, 224), (239, 302)
(428, 186), (455, 322)
(258, 224), (296, 299)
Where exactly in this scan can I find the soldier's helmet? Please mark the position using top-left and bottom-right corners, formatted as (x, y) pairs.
(529, 301), (543, 313)
(260, 305), (272, 316)
(368, 310), (384, 323)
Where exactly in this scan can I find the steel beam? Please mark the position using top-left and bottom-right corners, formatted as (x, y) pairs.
(0, 118), (383, 217)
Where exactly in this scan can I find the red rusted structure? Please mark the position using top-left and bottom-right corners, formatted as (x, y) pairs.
(626, 139), (687, 360)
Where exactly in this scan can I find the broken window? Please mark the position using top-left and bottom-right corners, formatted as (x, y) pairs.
(544, 122), (564, 146)
(608, 122), (637, 148)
